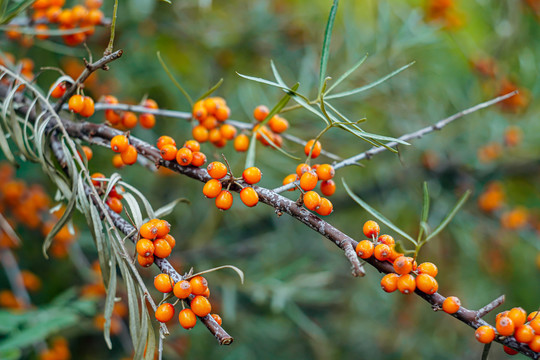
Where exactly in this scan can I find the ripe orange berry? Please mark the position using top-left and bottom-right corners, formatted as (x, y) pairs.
(112, 154), (124, 168)
(111, 135), (129, 153)
(154, 274), (174, 293)
(215, 106), (230, 122)
(207, 162), (228, 179)
(514, 324), (535, 343)
(503, 346), (518, 355)
(475, 326), (495, 344)
(296, 163), (311, 177)
(183, 140), (201, 153)
(415, 274), (438, 294)
(380, 273), (399, 292)
(50, 82), (66, 98)
(442, 296), (461, 314)
(35, 24), (49, 40)
(153, 239), (172, 258)
(268, 115), (289, 133)
(192, 125), (209, 143)
(173, 280), (191, 299)
(86, 8), (103, 25)
(120, 145), (138, 165)
(155, 303), (175, 323)
(192, 102), (207, 121)
(211, 313), (222, 326)
(191, 295), (212, 317)
(160, 144), (178, 161)
(304, 139), (322, 158)
(377, 234), (395, 246)
(121, 111), (138, 129)
(176, 147), (193, 166)
(393, 256), (414, 275)
(242, 167), (262, 185)
(253, 105), (269, 121)
(71, 5), (88, 22)
(80, 96), (95, 117)
(529, 336), (540, 352)
(157, 136), (176, 150)
(234, 134), (249, 152)
(202, 288), (210, 297)
(143, 98), (158, 109)
(179, 308), (197, 329)
(303, 190), (321, 211)
(240, 187), (259, 207)
(139, 113), (155, 129)
(105, 109), (121, 125)
(155, 220), (170, 238)
(283, 174), (299, 191)
(397, 274), (416, 294)
(215, 190), (233, 210)
(417, 262), (438, 277)
(316, 197), (333, 216)
(355, 240), (374, 259)
(316, 164), (334, 181)
(68, 95), (84, 113)
(507, 307), (527, 328)
(373, 244), (391, 261)
(527, 311), (539, 322)
(320, 180), (336, 196)
(106, 197), (123, 214)
(91, 172), (105, 187)
(191, 151), (207, 167)
(300, 171), (318, 191)
(496, 316), (515, 336)
(163, 234), (176, 249)
(203, 116), (219, 130)
(140, 222), (158, 239)
(137, 254), (154, 267)
(190, 276), (208, 295)
(203, 179), (222, 198)
(81, 145), (93, 161)
(363, 220), (380, 239)
(530, 318), (540, 334)
(136, 239), (154, 257)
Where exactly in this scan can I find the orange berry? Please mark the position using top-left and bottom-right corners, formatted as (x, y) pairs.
(106, 197), (123, 214)
(136, 239), (154, 257)
(234, 134), (249, 152)
(203, 97), (219, 114)
(514, 324), (535, 343)
(315, 164), (334, 181)
(253, 105), (269, 121)
(507, 307), (527, 328)
(393, 256), (414, 275)
(86, 8), (103, 25)
(300, 171), (318, 191)
(50, 82), (67, 98)
(373, 244), (391, 261)
(155, 303), (175, 323)
(220, 124), (237, 140)
(143, 98), (158, 109)
(57, 9), (73, 25)
(304, 139), (322, 158)
(378, 234), (395, 246)
(202, 288), (210, 297)
(320, 180), (336, 196)
(140, 222), (158, 239)
(71, 5), (88, 22)
(191, 151), (207, 167)
(202, 116), (219, 130)
(157, 136), (176, 150)
(388, 245), (403, 262)
(442, 296), (461, 314)
(105, 109), (121, 125)
(475, 326), (495, 344)
(68, 95), (85, 113)
(120, 145), (138, 165)
(397, 274), (416, 294)
(296, 163), (311, 177)
(530, 318), (540, 334)
(283, 174), (299, 191)
(155, 220), (170, 238)
(35, 24), (50, 40)
(215, 190), (233, 210)
(154, 239), (172, 258)
(160, 144), (178, 161)
(214, 106), (230, 122)
(527, 311), (539, 322)
(183, 140), (201, 153)
(242, 167), (262, 185)
(316, 198), (333, 216)
(417, 262), (438, 277)
(529, 336), (540, 352)
(208, 128), (222, 144)
(112, 154), (124, 168)
(240, 187), (259, 207)
(380, 273), (399, 293)
(103, 95), (118, 104)
(179, 308), (197, 329)
(192, 125), (209, 143)
(191, 295), (211, 317)
(211, 313), (222, 326)
(81, 145), (93, 161)
(268, 115), (289, 133)
(85, 0), (102, 9)
(496, 316), (515, 336)
(137, 254), (154, 267)
(176, 147), (193, 166)
(203, 179), (222, 198)
(363, 220), (380, 239)
(503, 346), (518, 355)
(173, 280), (192, 299)
(192, 102), (207, 121)
(154, 274), (174, 293)
(163, 234), (176, 249)
(303, 190), (321, 211)
(111, 135), (129, 153)
(190, 276), (208, 295)
(207, 162), (228, 179)
(355, 240), (374, 259)
(121, 111), (138, 129)
(91, 172), (105, 187)
(415, 274), (438, 294)
(139, 113), (155, 129)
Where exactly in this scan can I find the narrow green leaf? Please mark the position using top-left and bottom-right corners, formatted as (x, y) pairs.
(481, 343), (491, 360)
(291, 95), (330, 126)
(325, 54), (368, 95)
(190, 264), (245, 284)
(154, 198), (190, 218)
(1, 0), (34, 24)
(326, 61), (415, 99)
(119, 261), (140, 349)
(255, 130), (301, 161)
(143, 313), (156, 360)
(102, 254), (117, 349)
(342, 179), (417, 245)
(270, 60), (286, 87)
(157, 52), (193, 107)
(119, 181), (155, 221)
(121, 193), (143, 230)
(244, 131), (257, 169)
(421, 182), (430, 223)
(89, 201), (111, 288)
(425, 190), (470, 242)
(196, 78), (224, 103)
(236, 72), (289, 91)
(133, 292), (149, 360)
(319, 0), (340, 93)
(103, 173), (122, 200)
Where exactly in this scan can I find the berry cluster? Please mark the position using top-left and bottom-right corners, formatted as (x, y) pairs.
(6, 0), (104, 47)
(191, 97), (235, 148)
(0, 53), (35, 92)
(136, 219), (175, 268)
(90, 172), (125, 214)
(103, 95), (158, 130)
(68, 94), (95, 117)
(251, 104), (289, 148)
(39, 337), (71, 360)
(202, 162), (261, 210)
(157, 136), (207, 168)
(154, 274), (222, 330)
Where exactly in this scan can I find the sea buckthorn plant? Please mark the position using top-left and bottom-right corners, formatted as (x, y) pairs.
(0, 0), (539, 359)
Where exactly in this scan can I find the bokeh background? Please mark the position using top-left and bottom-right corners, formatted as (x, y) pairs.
(1, 0), (539, 359)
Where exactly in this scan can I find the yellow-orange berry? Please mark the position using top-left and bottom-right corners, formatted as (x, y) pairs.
(176, 147), (193, 166)
(527, 311), (539, 322)
(397, 274), (416, 294)
(163, 234), (176, 249)
(192, 125), (209, 143)
(143, 98), (158, 109)
(112, 154), (124, 168)
(234, 134), (249, 152)
(415, 274), (438, 294)
(155, 220), (170, 238)
(300, 171), (318, 191)
(173, 280), (192, 299)
(120, 145), (138, 165)
(531, 319), (540, 336)
(240, 187), (259, 207)
(316, 164), (334, 181)
(442, 296), (461, 314)
(215, 190), (233, 210)
(111, 135), (129, 153)
(80, 96), (95, 117)
(283, 174), (298, 191)
(296, 163), (311, 177)
(303, 190), (321, 211)
(106, 196), (123, 214)
(417, 262), (438, 277)
(137, 254), (154, 267)
(192, 101), (207, 121)
(154, 274), (174, 293)
(155, 303), (175, 323)
(68, 95), (84, 113)
(393, 256), (414, 275)
(215, 106), (230, 122)
(242, 167), (262, 185)
(157, 136), (176, 150)
(268, 115), (289, 133)
(136, 239), (154, 257)
(105, 109), (121, 125)
(160, 144), (178, 161)
(253, 105), (269, 121)
(211, 313), (222, 326)
(514, 324), (535, 343)
(183, 140), (200, 153)
(378, 234), (395, 246)
(355, 240), (374, 259)
(191, 151), (207, 167)
(363, 220), (380, 239)
(304, 139), (322, 158)
(50, 82), (66, 98)
(320, 180), (336, 196)
(373, 244), (391, 261)
(179, 308), (197, 329)
(121, 111), (138, 129)
(189, 276), (208, 296)
(81, 145), (93, 161)
(207, 162), (228, 179)
(139, 113), (156, 129)
(380, 273), (399, 293)
(191, 295), (211, 317)
(153, 239), (172, 258)
(140, 222), (158, 239)
(507, 307), (527, 328)
(316, 197), (333, 216)
(496, 316), (515, 336)
(203, 179), (222, 198)
(475, 326), (495, 344)
(529, 336), (540, 352)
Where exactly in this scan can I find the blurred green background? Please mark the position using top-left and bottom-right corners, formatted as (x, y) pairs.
(1, 0), (539, 359)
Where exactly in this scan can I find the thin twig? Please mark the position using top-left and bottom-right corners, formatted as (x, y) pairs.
(476, 295), (505, 320)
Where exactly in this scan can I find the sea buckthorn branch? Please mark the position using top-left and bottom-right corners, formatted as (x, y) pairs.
(476, 295), (506, 320)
